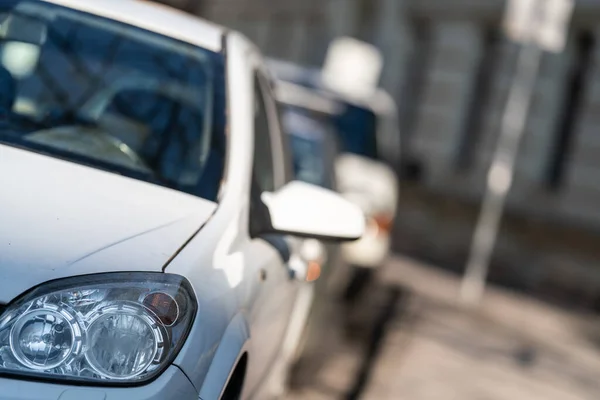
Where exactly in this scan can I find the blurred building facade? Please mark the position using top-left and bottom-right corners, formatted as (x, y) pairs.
(158, 0), (600, 310)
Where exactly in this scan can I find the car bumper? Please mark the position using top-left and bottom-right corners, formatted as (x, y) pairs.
(0, 366), (198, 400)
(341, 225), (390, 269)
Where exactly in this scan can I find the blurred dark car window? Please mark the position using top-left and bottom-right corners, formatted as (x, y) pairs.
(281, 104), (338, 190)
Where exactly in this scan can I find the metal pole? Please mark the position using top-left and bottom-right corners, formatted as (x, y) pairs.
(459, 3), (544, 306)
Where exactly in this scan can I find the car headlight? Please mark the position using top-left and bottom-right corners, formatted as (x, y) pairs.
(0, 273), (196, 384)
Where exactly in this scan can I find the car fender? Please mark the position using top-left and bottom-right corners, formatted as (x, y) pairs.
(199, 313), (250, 400)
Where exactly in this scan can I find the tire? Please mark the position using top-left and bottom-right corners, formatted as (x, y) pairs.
(221, 355), (247, 400)
(342, 266), (376, 304)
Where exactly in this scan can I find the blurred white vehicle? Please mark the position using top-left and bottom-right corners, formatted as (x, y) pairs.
(274, 80), (349, 292)
(334, 90), (399, 272)
(274, 81), (358, 384)
(268, 59), (400, 289)
(0, 1), (364, 399)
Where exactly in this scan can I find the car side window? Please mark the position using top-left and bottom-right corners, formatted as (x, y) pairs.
(253, 75), (276, 193)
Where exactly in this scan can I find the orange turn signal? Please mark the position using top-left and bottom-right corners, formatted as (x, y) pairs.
(306, 261), (322, 282)
(372, 214), (393, 234)
(143, 292), (180, 326)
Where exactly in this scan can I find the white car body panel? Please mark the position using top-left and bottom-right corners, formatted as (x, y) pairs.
(166, 32), (301, 399)
(337, 153), (398, 268)
(331, 85), (400, 270)
(336, 153), (397, 217)
(0, 144), (217, 302)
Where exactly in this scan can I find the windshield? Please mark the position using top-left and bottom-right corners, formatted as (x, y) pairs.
(281, 105), (334, 189)
(0, 1), (226, 202)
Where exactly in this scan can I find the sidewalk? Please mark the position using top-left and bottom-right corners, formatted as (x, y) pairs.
(288, 256), (600, 399)
(365, 256), (600, 399)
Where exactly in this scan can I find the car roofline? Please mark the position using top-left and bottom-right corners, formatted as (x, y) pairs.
(41, 0), (225, 52)
(274, 81), (342, 116)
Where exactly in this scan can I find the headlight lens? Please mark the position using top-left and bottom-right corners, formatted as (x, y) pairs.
(0, 273), (196, 384)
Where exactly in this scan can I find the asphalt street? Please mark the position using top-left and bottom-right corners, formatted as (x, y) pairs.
(288, 256), (600, 400)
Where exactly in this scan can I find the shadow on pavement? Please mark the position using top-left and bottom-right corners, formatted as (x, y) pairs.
(286, 272), (411, 400)
(345, 285), (406, 400)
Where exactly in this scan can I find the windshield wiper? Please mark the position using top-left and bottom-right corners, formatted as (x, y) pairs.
(0, 130), (172, 186)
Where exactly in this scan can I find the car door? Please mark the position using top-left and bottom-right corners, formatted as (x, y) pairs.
(243, 70), (299, 395)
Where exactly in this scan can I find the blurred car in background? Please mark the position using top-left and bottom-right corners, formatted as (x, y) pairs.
(0, 1), (364, 399)
(333, 91), (399, 298)
(268, 59), (400, 297)
(275, 80), (349, 293)
(273, 80), (357, 383)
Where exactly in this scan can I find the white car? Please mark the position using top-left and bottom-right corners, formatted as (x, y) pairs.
(334, 90), (399, 276)
(0, 1), (364, 399)
(267, 59), (399, 296)
(273, 81), (355, 383)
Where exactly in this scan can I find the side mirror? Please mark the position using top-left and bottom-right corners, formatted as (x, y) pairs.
(261, 180), (364, 241)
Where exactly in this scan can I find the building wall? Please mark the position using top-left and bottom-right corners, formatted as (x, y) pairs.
(394, 3), (600, 308)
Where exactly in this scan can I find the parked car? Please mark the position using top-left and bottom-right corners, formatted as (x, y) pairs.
(268, 59), (399, 298)
(0, 1), (364, 400)
(267, 58), (401, 167)
(333, 91), (399, 299)
(273, 80), (355, 384)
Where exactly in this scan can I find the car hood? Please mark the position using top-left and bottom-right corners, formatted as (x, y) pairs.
(0, 144), (217, 302)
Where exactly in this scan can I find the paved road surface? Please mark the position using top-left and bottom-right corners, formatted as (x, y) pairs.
(288, 256), (600, 399)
